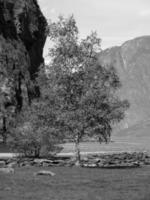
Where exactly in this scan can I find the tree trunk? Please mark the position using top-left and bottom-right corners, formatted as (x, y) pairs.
(2, 117), (7, 144)
(34, 145), (40, 158)
(74, 135), (81, 166)
(26, 83), (40, 105)
(15, 73), (23, 111)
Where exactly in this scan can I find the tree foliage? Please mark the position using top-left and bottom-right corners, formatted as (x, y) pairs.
(37, 15), (129, 163)
(8, 15), (129, 160)
(8, 91), (63, 157)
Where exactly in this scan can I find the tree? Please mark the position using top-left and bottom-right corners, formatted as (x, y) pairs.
(0, 78), (16, 144)
(40, 15), (129, 165)
(8, 79), (64, 157)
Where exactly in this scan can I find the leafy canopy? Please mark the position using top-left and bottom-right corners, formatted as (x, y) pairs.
(41, 15), (129, 143)
(9, 15), (129, 158)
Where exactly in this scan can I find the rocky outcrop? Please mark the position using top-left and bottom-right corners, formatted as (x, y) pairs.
(0, 0), (47, 110)
(98, 36), (150, 130)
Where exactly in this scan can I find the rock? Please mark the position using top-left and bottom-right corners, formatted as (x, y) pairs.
(33, 158), (67, 167)
(0, 167), (14, 174)
(0, 152), (148, 169)
(51, 159), (65, 166)
(82, 163), (98, 168)
(144, 160), (150, 165)
(35, 170), (55, 176)
(42, 162), (51, 167)
(0, 161), (6, 167)
(34, 159), (53, 164)
(65, 159), (76, 167)
(7, 161), (17, 168)
(101, 164), (131, 169)
(19, 161), (33, 167)
(33, 159), (54, 167)
(4, 187), (12, 191)
(81, 152), (148, 168)
(0, 0), (47, 111)
(82, 157), (89, 162)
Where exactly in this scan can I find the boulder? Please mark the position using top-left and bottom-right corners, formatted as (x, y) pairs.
(34, 159), (53, 164)
(0, 160), (6, 167)
(35, 170), (55, 176)
(19, 160), (33, 167)
(82, 163), (97, 168)
(33, 158), (67, 167)
(33, 159), (54, 167)
(6, 161), (17, 168)
(0, 167), (14, 174)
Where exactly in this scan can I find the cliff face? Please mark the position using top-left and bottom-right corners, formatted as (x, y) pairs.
(98, 36), (150, 130)
(0, 0), (47, 109)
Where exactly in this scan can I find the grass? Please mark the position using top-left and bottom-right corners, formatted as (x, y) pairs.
(1, 122), (150, 200)
(59, 120), (150, 155)
(0, 143), (11, 153)
(1, 166), (150, 200)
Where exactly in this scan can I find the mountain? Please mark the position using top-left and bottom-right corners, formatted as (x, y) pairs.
(98, 36), (150, 131)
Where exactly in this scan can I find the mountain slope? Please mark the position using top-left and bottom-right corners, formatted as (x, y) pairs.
(98, 36), (150, 130)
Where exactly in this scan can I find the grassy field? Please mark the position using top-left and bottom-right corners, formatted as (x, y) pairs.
(60, 132), (150, 155)
(1, 166), (150, 200)
(0, 143), (11, 153)
(1, 122), (150, 200)
(60, 120), (150, 154)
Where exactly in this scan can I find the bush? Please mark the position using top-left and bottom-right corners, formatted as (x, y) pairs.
(8, 102), (63, 157)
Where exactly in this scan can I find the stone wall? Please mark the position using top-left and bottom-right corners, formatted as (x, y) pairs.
(0, 152), (150, 168)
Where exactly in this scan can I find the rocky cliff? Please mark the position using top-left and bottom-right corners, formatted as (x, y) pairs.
(98, 36), (150, 130)
(0, 0), (47, 110)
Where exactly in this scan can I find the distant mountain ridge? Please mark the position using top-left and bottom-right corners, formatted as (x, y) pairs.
(98, 36), (150, 130)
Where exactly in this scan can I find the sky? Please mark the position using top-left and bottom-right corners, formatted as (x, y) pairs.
(38, 0), (150, 60)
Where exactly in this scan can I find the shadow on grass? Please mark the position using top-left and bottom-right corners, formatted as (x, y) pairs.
(0, 142), (11, 153)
